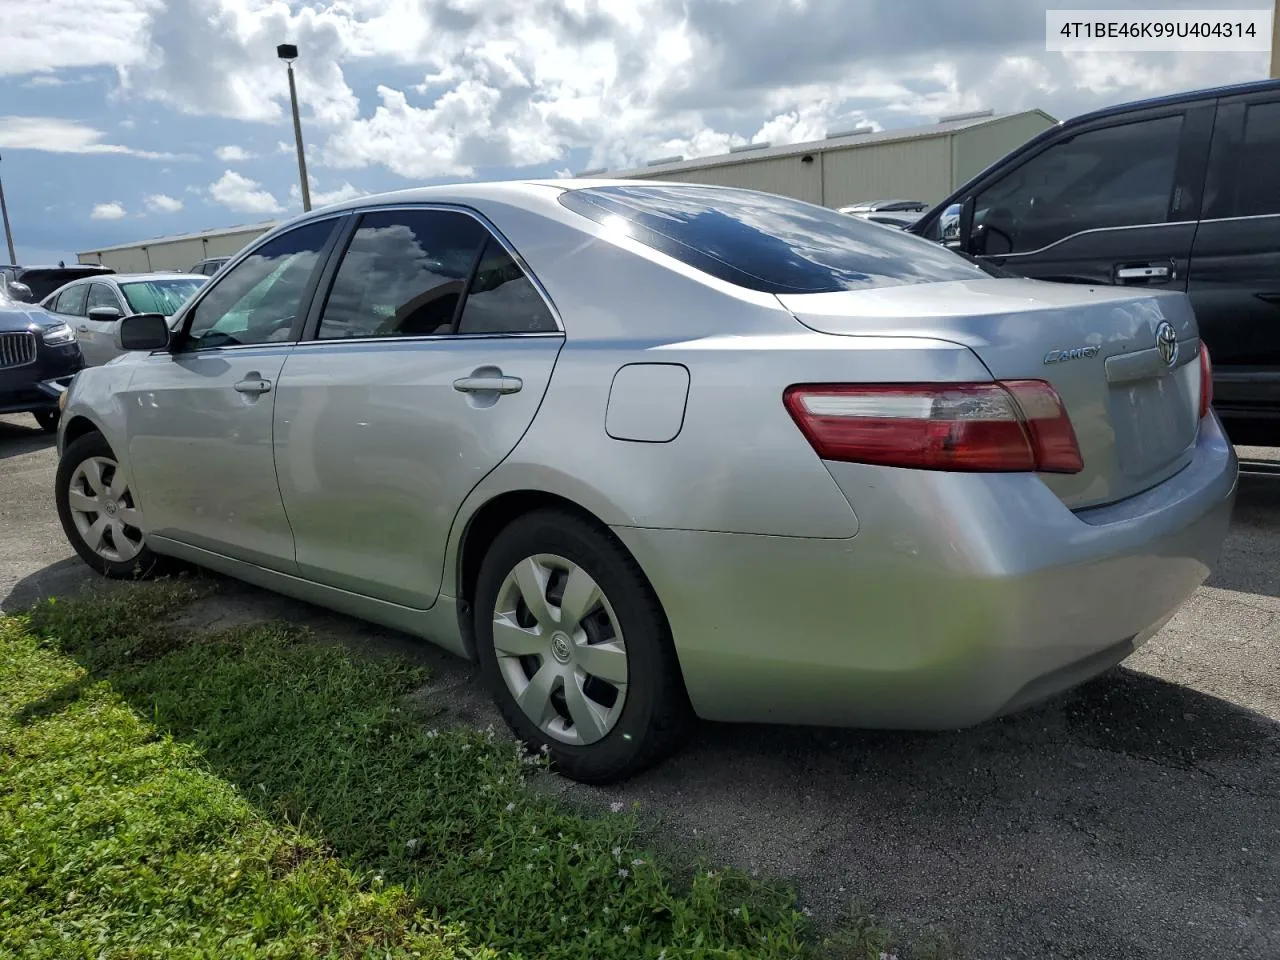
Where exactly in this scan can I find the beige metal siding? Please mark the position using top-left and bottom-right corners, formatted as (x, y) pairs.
(951, 112), (1056, 186)
(821, 136), (953, 208)
(638, 155), (823, 204)
(78, 225), (272, 273)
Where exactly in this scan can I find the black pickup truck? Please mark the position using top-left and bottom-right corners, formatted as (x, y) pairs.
(0, 281), (84, 432)
(912, 78), (1280, 444)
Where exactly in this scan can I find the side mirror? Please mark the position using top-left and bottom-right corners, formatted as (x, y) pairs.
(87, 306), (123, 322)
(7, 281), (34, 302)
(939, 203), (962, 245)
(116, 313), (170, 351)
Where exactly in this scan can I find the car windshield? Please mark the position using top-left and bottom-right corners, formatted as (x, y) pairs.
(559, 183), (989, 294)
(120, 278), (206, 315)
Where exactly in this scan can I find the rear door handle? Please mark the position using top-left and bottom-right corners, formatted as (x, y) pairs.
(234, 377), (273, 396)
(453, 375), (523, 395)
(1115, 263), (1173, 282)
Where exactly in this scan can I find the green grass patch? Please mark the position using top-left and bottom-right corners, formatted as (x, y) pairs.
(3, 582), (827, 959)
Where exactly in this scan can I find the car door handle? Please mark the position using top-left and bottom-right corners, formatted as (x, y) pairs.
(1115, 264), (1172, 281)
(453, 375), (523, 395)
(234, 377), (273, 396)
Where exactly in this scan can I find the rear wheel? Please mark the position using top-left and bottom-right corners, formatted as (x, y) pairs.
(55, 432), (162, 579)
(33, 409), (59, 433)
(474, 509), (692, 783)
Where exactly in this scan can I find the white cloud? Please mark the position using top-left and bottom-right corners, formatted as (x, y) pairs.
(90, 201), (126, 220)
(0, 0), (152, 76)
(0, 116), (179, 159)
(3, 0), (1269, 187)
(144, 193), (183, 213)
(208, 170), (283, 214)
(288, 178), (366, 208)
(215, 144), (253, 162)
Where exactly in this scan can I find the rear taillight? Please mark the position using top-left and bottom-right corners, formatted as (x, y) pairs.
(783, 381), (1083, 474)
(1199, 344), (1212, 419)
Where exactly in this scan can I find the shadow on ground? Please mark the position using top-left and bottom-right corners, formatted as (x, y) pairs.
(0, 417), (54, 462)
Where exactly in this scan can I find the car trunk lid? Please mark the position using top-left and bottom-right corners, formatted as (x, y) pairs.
(777, 277), (1202, 510)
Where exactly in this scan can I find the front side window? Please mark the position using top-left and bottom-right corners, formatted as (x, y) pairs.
(559, 183), (988, 294)
(318, 210), (487, 340)
(181, 219), (336, 351)
(55, 284), (89, 317)
(86, 283), (122, 314)
(121, 278), (206, 316)
(972, 114), (1184, 255)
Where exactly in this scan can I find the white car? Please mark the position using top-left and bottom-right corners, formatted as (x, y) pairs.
(41, 273), (207, 365)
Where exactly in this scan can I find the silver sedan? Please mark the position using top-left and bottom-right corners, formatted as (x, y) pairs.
(53, 181), (1237, 782)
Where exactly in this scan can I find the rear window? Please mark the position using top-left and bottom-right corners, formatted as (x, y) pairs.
(558, 184), (989, 294)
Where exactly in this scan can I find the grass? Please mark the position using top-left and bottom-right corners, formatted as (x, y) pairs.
(0, 581), (954, 959)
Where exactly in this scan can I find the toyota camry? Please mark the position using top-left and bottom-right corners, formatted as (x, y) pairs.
(54, 180), (1238, 782)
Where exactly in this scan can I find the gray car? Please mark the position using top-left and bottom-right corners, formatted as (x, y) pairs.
(41, 273), (207, 366)
(53, 180), (1238, 782)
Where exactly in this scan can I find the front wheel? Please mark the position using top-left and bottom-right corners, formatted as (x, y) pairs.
(474, 509), (693, 783)
(55, 431), (162, 579)
(33, 409), (59, 433)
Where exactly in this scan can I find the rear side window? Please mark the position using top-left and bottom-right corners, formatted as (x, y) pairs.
(457, 240), (557, 334)
(318, 209), (557, 339)
(558, 184), (987, 294)
(318, 210), (486, 339)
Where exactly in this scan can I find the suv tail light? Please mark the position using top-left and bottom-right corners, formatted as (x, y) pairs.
(1199, 344), (1212, 419)
(783, 381), (1083, 473)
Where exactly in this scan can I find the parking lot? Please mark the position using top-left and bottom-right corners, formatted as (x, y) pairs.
(2, 411), (1277, 960)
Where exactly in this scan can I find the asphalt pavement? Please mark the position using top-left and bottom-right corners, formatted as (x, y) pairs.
(2, 412), (1277, 960)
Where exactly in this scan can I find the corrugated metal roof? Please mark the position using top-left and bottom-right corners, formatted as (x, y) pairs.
(600, 109), (1056, 179)
(78, 218), (281, 256)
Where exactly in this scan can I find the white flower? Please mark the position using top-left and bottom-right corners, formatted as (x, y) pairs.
(506, 802), (516, 812)
(622, 925), (631, 934)
(572, 843), (581, 853)
(426, 729), (438, 739)
(610, 801), (625, 813)
(526, 863), (534, 872)
(405, 838), (421, 852)
(612, 846), (621, 858)
(631, 858), (645, 867)
(802, 906), (813, 917)
(618, 868), (630, 878)
(733, 907), (742, 917)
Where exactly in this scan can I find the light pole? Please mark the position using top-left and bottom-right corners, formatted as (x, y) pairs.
(0, 153), (16, 264)
(1271, 0), (1279, 78)
(277, 43), (312, 212)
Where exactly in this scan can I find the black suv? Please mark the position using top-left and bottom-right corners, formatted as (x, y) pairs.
(0, 281), (84, 432)
(912, 78), (1280, 443)
(1, 263), (115, 303)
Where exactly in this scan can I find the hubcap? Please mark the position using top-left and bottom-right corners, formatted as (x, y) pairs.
(66, 456), (145, 564)
(492, 553), (628, 746)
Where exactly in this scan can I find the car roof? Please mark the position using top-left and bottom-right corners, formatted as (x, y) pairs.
(59, 272), (206, 286)
(1068, 77), (1280, 128)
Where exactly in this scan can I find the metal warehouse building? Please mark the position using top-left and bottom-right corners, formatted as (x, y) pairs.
(77, 219), (280, 273)
(77, 108), (1055, 271)
(595, 108), (1057, 209)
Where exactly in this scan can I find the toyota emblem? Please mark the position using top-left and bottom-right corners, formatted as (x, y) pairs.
(1155, 321), (1178, 367)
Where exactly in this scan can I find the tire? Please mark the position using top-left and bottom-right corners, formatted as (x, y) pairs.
(474, 508), (693, 783)
(55, 431), (163, 579)
(33, 409), (59, 433)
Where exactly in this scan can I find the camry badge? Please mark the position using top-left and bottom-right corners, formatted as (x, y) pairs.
(1044, 345), (1102, 365)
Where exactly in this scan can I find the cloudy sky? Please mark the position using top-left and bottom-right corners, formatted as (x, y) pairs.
(0, 0), (1269, 263)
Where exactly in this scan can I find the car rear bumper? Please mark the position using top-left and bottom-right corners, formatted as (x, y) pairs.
(612, 414), (1238, 728)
